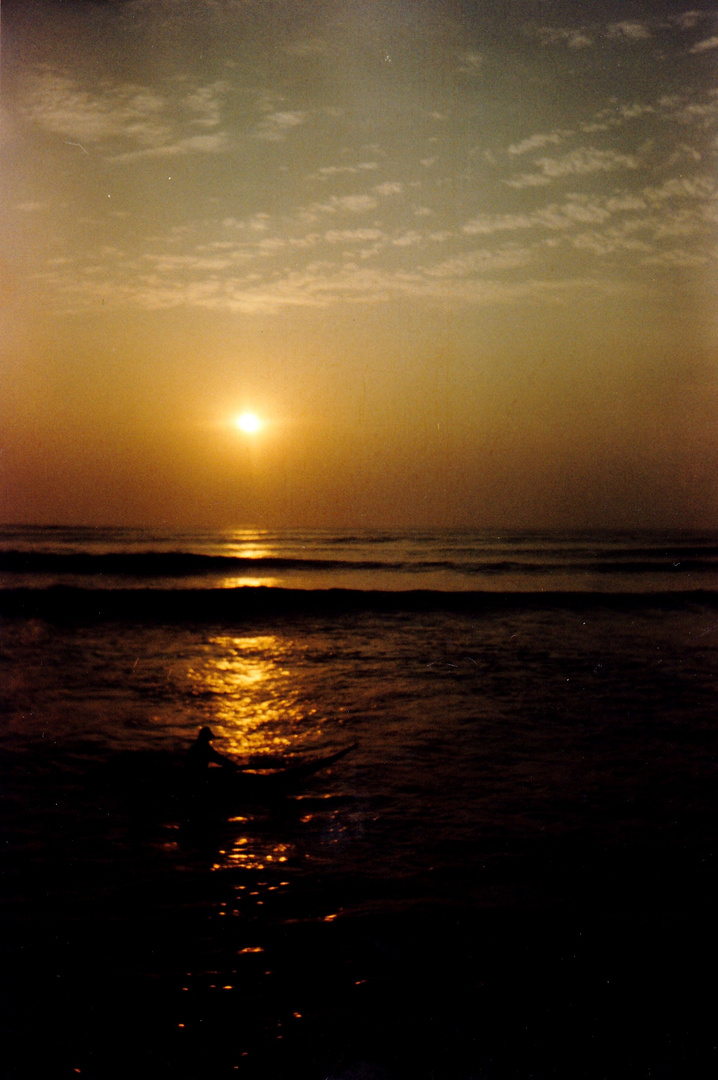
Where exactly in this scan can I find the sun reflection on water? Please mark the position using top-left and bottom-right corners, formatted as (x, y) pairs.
(211, 836), (294, 873)
(184, 634), (321, 758)
(220, 577), (280, 589)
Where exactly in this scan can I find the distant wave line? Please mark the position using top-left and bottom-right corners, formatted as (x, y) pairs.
(0, 551), (717, 576)
(0, 551), (400, 574)
(0, 550), (716, 577)
(1, 585), (717, 622)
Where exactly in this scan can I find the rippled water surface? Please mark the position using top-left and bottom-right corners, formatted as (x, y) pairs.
(2, 524), (717, 591)
(1, 529), (716, 1078)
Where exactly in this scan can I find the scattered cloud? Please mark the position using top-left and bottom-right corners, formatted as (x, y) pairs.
(21, 68), (235, 164)
(531, 13), (718, 50)
(460, 177), (716, 269)
(43, 251), (644, 316)
(32, 147), (716, 319)
(23, 70), (169, 146)
(12, 29), (717, 324)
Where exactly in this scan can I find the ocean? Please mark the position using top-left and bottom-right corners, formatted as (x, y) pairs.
(1, 527), (716, 1078)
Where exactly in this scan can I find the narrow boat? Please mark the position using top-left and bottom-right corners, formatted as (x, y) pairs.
(95, 742), (358, 818)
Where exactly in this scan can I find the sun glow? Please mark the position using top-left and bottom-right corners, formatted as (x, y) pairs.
(235, 412), (263, 434)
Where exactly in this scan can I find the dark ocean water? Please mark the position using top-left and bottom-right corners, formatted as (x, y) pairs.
(1, 528), (716, 1078)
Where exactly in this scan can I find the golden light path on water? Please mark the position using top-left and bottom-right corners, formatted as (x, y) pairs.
(179, 633), (338, 877)
(215, 832), (294, 873)
(184, 634), (322, 758)
(223, 542), (273, 560)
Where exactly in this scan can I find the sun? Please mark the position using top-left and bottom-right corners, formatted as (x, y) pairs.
(235, 412), (263, 434)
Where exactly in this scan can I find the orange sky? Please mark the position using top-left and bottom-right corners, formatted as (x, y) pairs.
(2, 1), (717, 528)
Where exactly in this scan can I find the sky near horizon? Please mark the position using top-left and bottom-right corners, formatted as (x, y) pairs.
(1, 0), (717, 529)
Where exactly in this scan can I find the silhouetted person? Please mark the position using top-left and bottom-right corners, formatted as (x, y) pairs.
(186, 727), (289, 777)
(186, 726), (239, 774)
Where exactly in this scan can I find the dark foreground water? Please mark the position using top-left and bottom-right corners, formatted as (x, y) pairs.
(1, 529), (717, 1078)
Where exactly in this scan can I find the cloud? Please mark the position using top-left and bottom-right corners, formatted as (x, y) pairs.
(320, 194), (379, 214)
(463, 196), (613, 237)
(463, 212), (534, 236)
(426, 247), (531, 277)
(459, 176), (717, 270)
(642, 249), (711, 267)
(458, 50), (484, 72)
(618, 103), (655, 120)
(570, 231), (652, 256)
(324, 228), (385, 244)
(507, 132), (568, 156)
(672, 12), (709, 31)
(222, 212), (273, 232)
(184, 81), (228, 128)
(374, 182), (404, 196)
(607, 22), (652, 41)
(34, 166), (712, 318)
(530, 14), (713, 50)
(111, 132), (228, 162)
(23, 70), (170, 146)
(17, 44), (717, 325)
(667, 142), (703, 165)
(643, 176), (715, 203)
(504, 173), (552, 190)
(283, 37), (330, 58)
(538, 148), (640, 178)
(21, 68), (235, 164)
(534, 27), (594, 49)
(506, 147), (640, 187)
(313, 163), (378, 179)
(254, 109), (308, 142)
(689, 36), (718, 53)
(39, 247), (622, 315)
(391, 231), (423, 247)
(576, 87), (718, 137)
